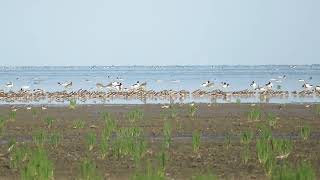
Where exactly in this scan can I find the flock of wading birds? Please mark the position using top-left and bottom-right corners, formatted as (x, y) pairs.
(1, 75), (320, 103)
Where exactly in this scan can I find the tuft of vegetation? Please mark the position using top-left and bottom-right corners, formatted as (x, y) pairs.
(69, 99), (77, 109)
(9, 111), (17, 121)
(21, 148), (54, 180)
(314, 104), (320, 116)
(296, 161), (316, 180)
(127, 108), (144, 124)
(101, 111), (116, 140)
(43, 116), (54, 129)
(267, 113), (277, 128)
(157, 150), (168, 172)
(236, 98), (241, 104)
(188, 104), (198, 118)
(99, 136), (109, 160)
(0, 115), (6, 136)
(85, 132), (97, 151)
(48, 132), (62, 148)
(73, 119), (85, 129)
(163, 120), (172, 149)
(169, 104), (178, 119)
(273, 138), (293, 159)
(272, 161), (316, 180)
(224, 132), (232, 149)
(241, 146), (250, 165)
(300, 124), (311, 141)
(192, 130), (201, 153)
(31, 109), (38, 119)
(33, 130), (47, 147)
(79, 158), (102, 180)
(10, 144), (30, 170)
(247, 108), (262, 121)
(131, 160), (165, 180)
(240, 130), (253, 145)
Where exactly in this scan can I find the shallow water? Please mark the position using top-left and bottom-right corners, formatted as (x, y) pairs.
(0, 65), (320, 104)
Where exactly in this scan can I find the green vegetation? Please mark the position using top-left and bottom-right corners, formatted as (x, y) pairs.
(300, 124), (311, 141)
(73, 119), (85, 129)
(224, 132), (232, 149)
(188, 104), (198, 118)
(48, 132), (62, 148)
(273, 139), (293, 159)
(131, 160), (165, 180)
(169, 104), (178, 119)
(314, 104), (320, 116)
(192, 130), (201, 153)
(31, 109), (38, 119)
(69, 99), (77, 109)
(267, 113), (277, 128)
(127, 108), (144, 124)
(43, 116), (54, 129)
(241, 146), (250, 165)
(85, 132), (97, 151)
(33, 130), (47, 147)
(247, 108), (262, 121)
(79, 158), (102, 180)
(99, 136), (109, 159)
(0, 115), (6, 136)
(163, 120), (172, 149)
(192, 173), (218, 180)
(10, 144), (30, 169)
(272, 161), (316, 180)
(236, 98), (241, 104)
(240, 130), (253, 145)
(9, 111), (17, 121)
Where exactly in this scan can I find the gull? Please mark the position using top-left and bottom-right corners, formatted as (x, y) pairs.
(250, 81), (257, 89)
(302, 83), (313, 90)
(255, 86), (267, 92)
(26, 106), (32, 110)
(201, 81), (213, 88)
(5, 82), (14, 88)
(107, 81), (121, 87)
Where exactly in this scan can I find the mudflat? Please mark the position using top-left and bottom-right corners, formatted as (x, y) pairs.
(0, 103), (319, 179)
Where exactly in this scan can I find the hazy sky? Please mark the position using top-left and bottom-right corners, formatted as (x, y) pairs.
(0, 0), (319, 66)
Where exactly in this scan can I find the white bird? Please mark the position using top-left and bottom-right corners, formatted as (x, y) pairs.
(255, 86), (267, 92)
(221, 82), (230, 88)
(5, 82), (14, 88)
(132, 81), (146, 89)
(302, 83), (313, 90)
(114, 83), (123, 91)
(250, 81), (257, 88)
(96, 83), (106, 89)
(201, 81), (213, 88)
(265, 82), (273, 89)
(107, 81), (121, 87)
(298, 79), (305, 82)
(315, 85), (320, 92)
(58, 82), (72, 88)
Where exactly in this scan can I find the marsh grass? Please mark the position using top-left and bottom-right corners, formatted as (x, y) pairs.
(267, 113), (277, 128)
(21, 148), (54, 180)
(99, 136), (109, 159)
(43, 116), (54, 129)
(188, 104), (198, 118)
(31, 109), (38, 120)
(163, 120), (172, 149)
(85, 132), (97, 151)
(101, 111), (116, 140)
(8, 138), (17, 153)
(300, 124), (311, 141)
(169, 104), (178, 119)
(241, 146), (250, 165)
(9, 111), (17, 121)
(273, 139), (293, 159)
(224, 132), (232, 149)
(240, 130), (253, 145)
(247, 108), (262, 121)
(0, 115), (6, 136)
(258, 124), (272, 142)
(157, 150), (168, 171)
(48, 132), (62, 148)
(79, 158), (102, 180)
(314, 104), (320, 116)
(256, 138), (275, 176)
(73, 119), (85, 129)
(192, 173), (217, 180)
(33, 130), (47, 147)
(10, 145), (30, 169)
(127, 108), (144, 124)
(192, 130), (201, 153)
(272, 161), (315, 180)
(131, 160), (165, 180)
(69, 99), (77, 109)
(296, 161), (316, 180)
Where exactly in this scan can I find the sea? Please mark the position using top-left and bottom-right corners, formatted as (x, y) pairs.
(0, 65), (320, 104)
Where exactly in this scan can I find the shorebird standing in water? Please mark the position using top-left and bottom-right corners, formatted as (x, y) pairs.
(58, 82), (73, 89)
(132, 81), (147, 90)
(265, 82), (273, 89)
(302, 83), (313, 91)
(221, 82), (230, 88)
(250, 81), (257, 89)
(201, 81), (213, 88)
(315, 85), (320, 92)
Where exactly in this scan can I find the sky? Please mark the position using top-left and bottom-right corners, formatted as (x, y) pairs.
(0, 0), (319, 66)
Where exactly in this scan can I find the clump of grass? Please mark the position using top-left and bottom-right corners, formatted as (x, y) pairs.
(21, 148), (54, 180)
(236, 98), (241, 104)
(272, 161), (316, 180)
(101, 111), (116, 140)
(258, 124), (272, 142)
(127, 108), (144, 124)
(48, 132), (62, 148)
(31, 109), (38, 119)
(224, 132), (232, 149)
(163, 120), (172, 149)
(69, 99), (77, 109)
(296, 161), (316, 180)
(256, 138), (275, 176)
(241, 146), (250, 165)
(85, 132), (97, 151)
(192, 130), (201, 153)
(240, 130), (253, 145)
(7, 138), (17, 153)
(131, 160), (165, 180)
(267, 113), (277, 128)
(192, 173), (217, 180)
(0, 115), (6, 136)
(33, 130), (47, 147)
(132, 137), (147, 165)
(10, 145), (30, 169)
(43, 116), (54, 129)
(99, 136), (109, 159)
(315, 104), (320, 116)
(157, 150), (168, 172)
(273, 138), (293, 159)
(188, 104), (198, 118)
(247, 108), (262, 121)
(9, 111), (17, 121)
(73, 119), (85, 129)
(79, 158), (102, 180)
(300, 124), (311, 141)
(169, 104), (178, 119)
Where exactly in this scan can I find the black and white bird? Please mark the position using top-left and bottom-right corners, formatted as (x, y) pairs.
(132, 81), (147, 89)
(5, 82), (14, 88)
(201, 81), (213, 88)
(265, 82), (273, 89)
(58, 81), (72, 88)
(302, 83), (313, 90)
(221, 82), (230, 88)
(250, 81), (257, 89)
(315, 85), (320, 92)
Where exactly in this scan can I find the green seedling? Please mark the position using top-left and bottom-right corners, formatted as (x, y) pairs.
(224, 132), (232, 149)
(247, 108), (262, 121)
(296, 161), (316, 180)
(33, 130), (47, 147)
(9, 111), (17, 121)
(99, 136), (109, 159)
(73, 119), (85, 129)
(131, 160), (165, 180)
(69, 99), (77, 109)
(10, 145), (29, 169)
(192, 130), (201, 153)
(273, 139), (293, 159)
(300, 124), (311, 141)
(85, 132), (97, 151)
(163, 120), (172, 149)
(267, 113), (277, 128)
(236, 98), (241, 104)
(240, 130), (253, 145)
(188, 104), (198, 118)
(127, 108), (144, 124)
(241, 146), (250, 165)
(43, 117), (54, 129)
(0, 115), (6, 136)
(48, 132), (62, 148)
(79, 158), (102, 180)
(21, 148), (54, 180)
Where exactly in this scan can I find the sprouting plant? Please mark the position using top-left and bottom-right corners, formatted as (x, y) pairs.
(79, 158), (102, 180)
(33, 130), (47, 147)
(9, 111), (17, 121)
(273, 138), (293, 159)
(192, 130), (201, 153)
(158, 150), (168, 171)
(9, 145), (30, 169)
(131, 160), (165, 180)
(99, 136), (109, 159)
(169, 104), (178, 119)
(163, 120), (172, 149)
(85, 132), (97, 151)
(267, 113), (277, 128)
(127, 108), (144, 124)
(188, 104), (198, 118)
(101, 111), (116, 140)
(258, 124), (272, 142)
(240, 130), (253, 145)
(296, 161), (316, 180)
(271, 163), (296, 180)
(69, 99), (77, 109)
(247, 108), (262, 121)
(73, 119), (85, 129)
(21, 148), (54, 180)
(43, 116), (54, 129)
(272, 161), (316, 180)
(256, 138), (273, 165)
(300, 124), (311, 141)
(224, 132), (232, 149)
(236, 98), (241, 104)
(0, 115), (6, 136)
(241, 146), (250, 165)
(48, 132), (62, 148)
